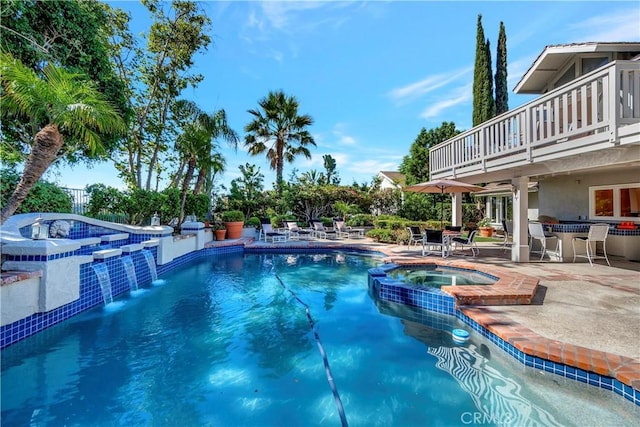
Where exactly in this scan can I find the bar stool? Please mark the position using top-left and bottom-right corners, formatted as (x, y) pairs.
(528, 222), (559, 260)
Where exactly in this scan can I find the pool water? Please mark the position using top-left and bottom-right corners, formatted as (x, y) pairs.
(1, 252), (637, 426)
(385, 265), (496, 288)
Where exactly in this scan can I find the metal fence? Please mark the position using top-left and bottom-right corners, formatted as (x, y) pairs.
(61, 187), (128, 224)
(62, 187), (89, 215)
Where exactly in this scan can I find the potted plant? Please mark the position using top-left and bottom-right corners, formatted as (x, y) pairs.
(212, 222), (227, 241)
(477, 217), (494, 237)
(221, 210), (245, 239)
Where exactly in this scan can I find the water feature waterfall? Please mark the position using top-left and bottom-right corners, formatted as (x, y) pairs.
(121, 256), (138, 291)
(141, 250), (158, 282)
(92, 263), (113, 305)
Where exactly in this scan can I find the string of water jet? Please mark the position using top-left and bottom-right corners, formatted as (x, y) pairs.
(272, 269), (349, 427)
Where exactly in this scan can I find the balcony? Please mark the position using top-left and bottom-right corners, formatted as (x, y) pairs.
(429, 61), (640, 182)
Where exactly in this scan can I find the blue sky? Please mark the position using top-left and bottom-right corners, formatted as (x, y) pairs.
(50, 0), (640, 191)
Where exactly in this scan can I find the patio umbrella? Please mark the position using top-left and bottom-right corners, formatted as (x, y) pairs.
(403, 178), (484, 229)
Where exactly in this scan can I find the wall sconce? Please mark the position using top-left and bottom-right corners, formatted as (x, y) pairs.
(510, 184), (519, 200)
(31, 216), (49, 240)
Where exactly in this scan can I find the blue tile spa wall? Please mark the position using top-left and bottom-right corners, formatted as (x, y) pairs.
(1, 247), (160, 349)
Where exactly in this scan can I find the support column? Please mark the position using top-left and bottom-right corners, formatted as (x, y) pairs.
(511, 176), (530, 262)
(451, 193), (463, 227)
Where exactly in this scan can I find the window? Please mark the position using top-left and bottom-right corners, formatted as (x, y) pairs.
(554, 63), (576, 89)
(581, 57), (608, 75)
(590, 184), (640, 219)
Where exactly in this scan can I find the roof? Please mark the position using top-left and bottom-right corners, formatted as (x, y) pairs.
(378, 171), (406, 186)
(514, 42), (640, 94)
(473, 182), (538, 196)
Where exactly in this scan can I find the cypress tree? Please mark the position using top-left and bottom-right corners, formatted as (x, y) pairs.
(472, 14), (495, 126)
(485, 39), (496, 119)
(495, 21), (509, 115)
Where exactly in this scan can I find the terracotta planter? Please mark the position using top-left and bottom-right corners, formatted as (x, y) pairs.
(214, 229), (227, 241)
(479, 227), (494, 238)
(224, 221), (244, 239)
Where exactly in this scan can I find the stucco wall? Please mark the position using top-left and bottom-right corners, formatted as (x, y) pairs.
(537, 169), (640, 221)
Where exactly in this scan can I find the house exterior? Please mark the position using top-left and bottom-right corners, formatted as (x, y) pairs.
(428, 42), (640, 262)
(378, 171), (406, 190)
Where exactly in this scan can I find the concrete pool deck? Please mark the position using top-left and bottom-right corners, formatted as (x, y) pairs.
(220, 236), (640, 394)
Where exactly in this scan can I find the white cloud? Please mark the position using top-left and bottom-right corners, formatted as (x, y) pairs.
(347, 159), (399, 176)
(568, 8), (640, 42)
(419, 83), (473, 119)
(387, 67), (473, 105)
(331, 123), (358, 146)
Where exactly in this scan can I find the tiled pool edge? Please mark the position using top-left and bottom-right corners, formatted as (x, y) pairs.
(368, 261), (640, 406)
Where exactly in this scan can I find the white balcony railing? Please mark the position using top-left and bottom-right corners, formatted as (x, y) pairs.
(429, 61), (640, 179)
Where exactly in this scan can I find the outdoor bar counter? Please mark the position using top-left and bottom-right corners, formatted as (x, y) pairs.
(546, 222), (640, 262)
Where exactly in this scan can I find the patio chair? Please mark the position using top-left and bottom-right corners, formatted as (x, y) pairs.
(407, 226), (423, 249)
(422, 229), (445, 257)
(528, 222), (559, 260)
(284, 220), (313, 240)
(572, 223), (610, 266)
(451, 229), (479, 256)
(259, 218), (288, 243)
(311, 219), (337, 239)
(501, 220), (512, 252)
(334, 219), (365, 239)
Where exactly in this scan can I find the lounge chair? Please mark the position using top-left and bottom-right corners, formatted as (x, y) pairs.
(259, 218), (288, 243)
(311, 219), (337, 239)
(333, 219), (364, 239)
(284, 220), (313, 240)
(407, 226), (423, 249)
(451, 229), (479, 256)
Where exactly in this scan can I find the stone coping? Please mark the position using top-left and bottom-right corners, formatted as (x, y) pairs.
(1, 270), (42, 286)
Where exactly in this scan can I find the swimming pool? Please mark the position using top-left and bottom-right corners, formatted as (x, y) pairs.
(1, 252), (637, 426)
(384, 265), (496, 288)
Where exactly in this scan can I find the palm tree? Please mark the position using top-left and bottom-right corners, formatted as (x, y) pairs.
(174, 101), (238, 223)
(244, 90), (315, 197)
(0, 52), (125, 223)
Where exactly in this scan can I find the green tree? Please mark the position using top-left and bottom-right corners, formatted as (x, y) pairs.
(228, 163), (265, 219)
(107, 0), (211, 189)
(495, 21), (509, 115)
(0, 52), (125, 223)
(0, 0), (129, 167)
(172, 101), (238, 223)
(399, 122), (460, 185)
(472, 14), (495, 126)
(323, 154), (340, 185)
(244, 90), (316, 197)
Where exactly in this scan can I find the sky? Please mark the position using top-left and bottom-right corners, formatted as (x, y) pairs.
(48, 0), (640, 191)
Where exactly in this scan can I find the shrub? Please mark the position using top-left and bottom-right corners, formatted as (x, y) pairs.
(366, 228), (397, 243)
(1, 169), (73, 214)
(245, 216), (261, 229)
(221, 210), (245, 222)
(347, 214), (374, 227)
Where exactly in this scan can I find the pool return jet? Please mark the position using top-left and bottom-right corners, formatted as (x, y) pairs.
(271, 268), (349, 427)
